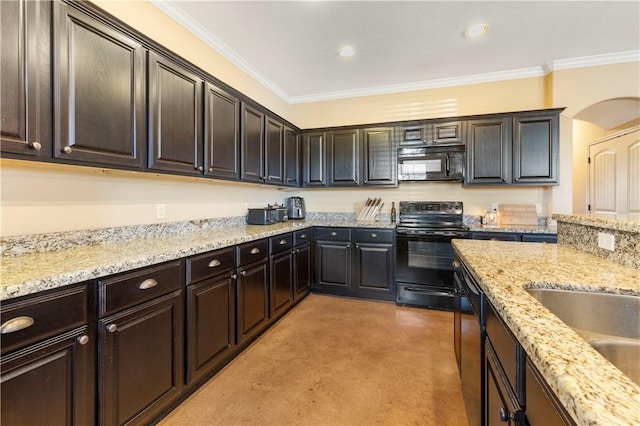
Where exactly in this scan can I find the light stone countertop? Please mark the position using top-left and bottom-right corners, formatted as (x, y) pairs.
(452, 239), (640, 426)
(0, 220), (394, 301)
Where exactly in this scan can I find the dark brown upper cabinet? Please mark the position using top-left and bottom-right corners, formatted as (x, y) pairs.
(53, 1), (146, 169)
(264, 116), (284, 185)
(399, 120), (465, 146)
(283, 127), (300, 187)
(327, 129), (359, 186)
(361, 127), (397, 186)
(148, 51), (203, 175)
(240, 102), (265, 183)
(512, 113), (559, 184)
(465, 118), (512, 185)
(0, 0), (51, 159)
(465, 109), (562, 186)
(302, 132), (326, 187)
(204, 82), (240, 180)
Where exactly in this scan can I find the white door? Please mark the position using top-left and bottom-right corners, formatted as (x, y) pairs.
(588, 127), (640, 222)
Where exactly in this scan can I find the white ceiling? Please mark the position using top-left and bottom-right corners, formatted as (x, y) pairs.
(153, 1), (640, 104)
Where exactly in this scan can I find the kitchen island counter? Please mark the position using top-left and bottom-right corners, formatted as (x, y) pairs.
(1, 219), (395, 301)
(452, 239), (640, 425)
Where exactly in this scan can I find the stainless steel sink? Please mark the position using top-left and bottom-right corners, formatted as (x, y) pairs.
(526, 288), (640, 385)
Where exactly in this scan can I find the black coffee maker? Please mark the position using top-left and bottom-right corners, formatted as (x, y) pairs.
(286, 197), (306, 219)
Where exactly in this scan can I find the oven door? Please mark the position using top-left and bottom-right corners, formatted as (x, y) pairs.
(396, 233), (460, 309)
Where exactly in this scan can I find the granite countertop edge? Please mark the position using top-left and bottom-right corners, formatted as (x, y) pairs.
(468, 224), (557, 234)
(0, 220), (394, 301)
(452, 239), (640, 425)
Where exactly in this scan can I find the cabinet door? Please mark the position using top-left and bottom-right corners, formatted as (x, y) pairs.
(361, 127), (396, 186)
(53, 1), (146, 168)
(302, 132), (326, 187)
(236, 261), (269, 344)
(525, 361), (571, 426)
(353, 242), (395, 300)
(314, 241), (351, 289)
(521, 234), (557, 243)
(432, 120), (465, 145)
(186, 275), (235, 386)
(485, 341), (524, 426)
(283, 127), (300, 187)
(293, 243), (311, 300)
(99, 291), (183, 426)
(466, 118), (511, 185)
(0, 0), (51, 158)
(1, 327), (94, 426)
(264, 116), (284, 185)
(148, 52), (203, 175)
(398, 124), (429, 146)
(270, 251), (293, 318)
(328, 129), (359, 186)
(513, 114), (559, 184)
(204, 82), (240, 179)
(240, 102), (265, 183)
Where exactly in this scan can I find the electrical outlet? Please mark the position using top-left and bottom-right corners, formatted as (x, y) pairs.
(597, 232), (615, 251)
(491, 203), (499, 211)
(156, 203), (166, 219)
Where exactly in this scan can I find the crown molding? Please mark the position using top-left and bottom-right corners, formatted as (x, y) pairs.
(544, 50), (640, 74)
(149, 1), (640, 105)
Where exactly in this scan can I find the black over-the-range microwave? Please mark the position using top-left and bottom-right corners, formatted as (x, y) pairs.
(397, 145), (465, 182)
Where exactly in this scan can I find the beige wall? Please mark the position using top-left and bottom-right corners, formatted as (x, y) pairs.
(1, 1), (639, 237)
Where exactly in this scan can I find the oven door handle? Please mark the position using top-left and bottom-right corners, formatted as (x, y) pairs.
(403, 288), (453, 297)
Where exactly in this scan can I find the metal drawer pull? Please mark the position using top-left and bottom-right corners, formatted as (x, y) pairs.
(107, 324), (117, 333)
(1, 316), (35, 334)
(279, 239), (287, 245)
(77, 335), (89, 345)
(250, 247), (260, 254)
(208, 259), (221, 268)
(370, 233), (377, 238)
(330, 232), (337, 236)
(300, 234), (307, 239)
(138, 278), (158, 290)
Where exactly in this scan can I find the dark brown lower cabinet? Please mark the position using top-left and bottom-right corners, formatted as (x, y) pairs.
(99, 290), (183, 426)
(525, 359), (574, 425)
(270, 249), (294, 319)
(186, 275), (236, 387)
(1, 327), (95, 426)
(353, 241), (394, 300)
(236, 260), (269, 345)
(485, 340), (524, 426)
(0, 282), (95, 426)
(293, 242), (311, 301)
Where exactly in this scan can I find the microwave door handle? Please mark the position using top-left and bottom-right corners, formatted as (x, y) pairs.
(445, 154), (450, 176)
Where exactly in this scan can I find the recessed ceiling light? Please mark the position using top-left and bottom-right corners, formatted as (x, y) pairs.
(464, 24), (489, 38)
(339, 46), (356, 57)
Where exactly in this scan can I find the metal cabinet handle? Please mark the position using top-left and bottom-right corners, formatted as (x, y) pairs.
(63, 146), (72, 154)
(499, 407), (509, 422)
(195, 165), (203, 171)
(107, 324), (117, 333)
(370, 233), (377, 238)
(28, 141), (42, 150)
(0, 316), (35, 334)
(77, 335), (89, 345)
(300, 234), (307, 239)
(208, 259), (221, 268)
(452, 260), (460, 268)
(240, 270), (247, 276)
(138, 278), (158, 290)
(250, 247), (260, 254)
(330, 232), (337, 236)
(230, 273), (238, 280)
(208, 167), (214, 172)
(279, 239), (287, 245)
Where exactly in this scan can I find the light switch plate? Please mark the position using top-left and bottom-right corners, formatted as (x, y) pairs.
(156, 203), (166, 219)
(597, 232), (615, 251)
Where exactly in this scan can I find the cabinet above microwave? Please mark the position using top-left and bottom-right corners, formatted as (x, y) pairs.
(397, 120), (466, 147)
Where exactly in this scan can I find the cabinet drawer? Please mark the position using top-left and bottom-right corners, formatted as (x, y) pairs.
(237, 239), (269, 266)
(354, 228), (394, 244)
(186, 247), (235, 285)
(486, 301), (521, 397)
(99, 261), (183, 317)
(316, 227), (351, 242)
(294, 229), (312, 246)
(270, 233), (293, 254)
(1, 284), (88, 354)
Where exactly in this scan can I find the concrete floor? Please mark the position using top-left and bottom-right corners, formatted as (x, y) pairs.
(160, 294), (469, 426)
